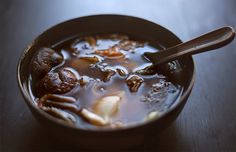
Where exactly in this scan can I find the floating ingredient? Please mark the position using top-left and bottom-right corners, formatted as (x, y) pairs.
(117, 40), (144, 51)
(81, 108), (108, 126)
(103, 69), (116, 82)
(38, 68), (78, 96)
(84, 36), (97, 47)
(80, 55), (101, 64)
(31, 47), (63, 78)
(94, 47), (124, 59)
(134, 65), (156, 75)
(93, 95), (122, 119)
(144, 111), (161, 122)
(41, 106), (76, 124)
(116, 68), (127, 77)
(126, 75), (144, 92)
(38, 94), (76, 106)
(38, 94), (79, 113)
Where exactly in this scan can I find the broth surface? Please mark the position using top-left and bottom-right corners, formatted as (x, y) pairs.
(29, 34), (182, 129)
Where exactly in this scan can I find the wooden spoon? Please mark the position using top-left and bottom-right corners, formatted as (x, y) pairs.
(144, 26), (235, 65)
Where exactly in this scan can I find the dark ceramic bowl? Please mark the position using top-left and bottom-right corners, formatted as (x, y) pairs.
(17, 15), (195, 149)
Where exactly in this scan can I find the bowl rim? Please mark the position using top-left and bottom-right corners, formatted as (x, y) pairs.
(17, 14), (195, 133)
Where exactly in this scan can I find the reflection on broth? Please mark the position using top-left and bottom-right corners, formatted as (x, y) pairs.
(29, 34), (182, 129)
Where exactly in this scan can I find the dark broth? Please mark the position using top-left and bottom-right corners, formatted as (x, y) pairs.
(29, 34), (182, 129)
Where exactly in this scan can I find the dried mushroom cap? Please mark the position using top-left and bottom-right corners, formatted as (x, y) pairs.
(38, 68), (78, 96)
(41, 106), (76, 124)
(116, 68), (127, 77)
(126, 75), (144, 92)
(103, 69), (116, 82)
(31, 47), (63, 78)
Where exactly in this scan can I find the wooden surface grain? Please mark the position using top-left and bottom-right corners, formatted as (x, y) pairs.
(0, 0), (236, 151)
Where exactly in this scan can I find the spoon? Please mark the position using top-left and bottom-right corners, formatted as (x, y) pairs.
(144, 26), (235, 66)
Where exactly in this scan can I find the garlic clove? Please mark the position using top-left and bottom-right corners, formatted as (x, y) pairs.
(81, 108), (108, 126)
(93, 95), (121, 118)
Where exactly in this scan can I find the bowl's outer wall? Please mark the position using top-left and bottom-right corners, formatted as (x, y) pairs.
(18, 15), (194, 149)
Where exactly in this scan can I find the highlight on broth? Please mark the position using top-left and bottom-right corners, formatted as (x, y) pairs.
(29, 34), (182, 129)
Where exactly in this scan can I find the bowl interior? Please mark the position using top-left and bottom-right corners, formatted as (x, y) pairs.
(17, 15), (194, 131)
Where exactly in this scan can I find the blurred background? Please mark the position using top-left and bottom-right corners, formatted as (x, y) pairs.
(0, 0), (236, 151)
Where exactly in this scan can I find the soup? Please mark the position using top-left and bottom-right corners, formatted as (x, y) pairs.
(29, 34), (182, 129)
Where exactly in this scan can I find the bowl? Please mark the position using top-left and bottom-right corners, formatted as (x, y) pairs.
(17, 14), (195, 149)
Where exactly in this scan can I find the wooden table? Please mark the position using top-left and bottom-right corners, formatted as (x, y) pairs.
(1, 0), (236, 151)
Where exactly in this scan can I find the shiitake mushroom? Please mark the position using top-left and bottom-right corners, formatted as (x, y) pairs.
(37, 68), (78, 96)
(31, 47), (63, 78)
(38, 94), (80, 114)
(41, 106), (76, 124)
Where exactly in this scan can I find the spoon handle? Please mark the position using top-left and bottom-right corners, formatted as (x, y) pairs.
(144, 26), (235, 65)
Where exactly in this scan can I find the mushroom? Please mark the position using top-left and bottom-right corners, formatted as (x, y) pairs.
(103, 69), (116, 82)
(116, 68), (127, 77)
(126, 75), (144, 92)
(38, 94), (80, 113)
(38, 68), (78, 96)
(41, 106), (76, 124)
(38, 94), (76, 105)
(31, 47), (63, 78)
